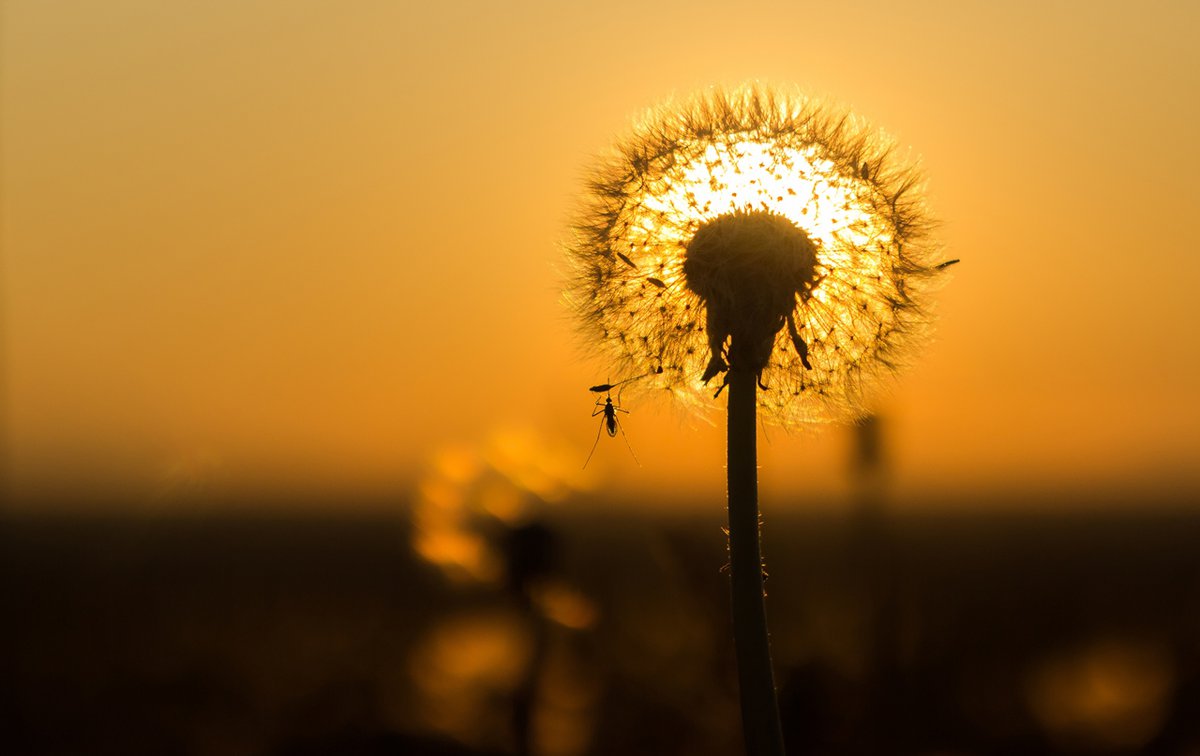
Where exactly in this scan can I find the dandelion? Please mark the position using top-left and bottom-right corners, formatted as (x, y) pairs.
(566, 83), (946, 423)
(564, 83), (951, 756)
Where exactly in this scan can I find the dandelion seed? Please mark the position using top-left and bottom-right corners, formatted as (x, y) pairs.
(565, 83), (949, 425)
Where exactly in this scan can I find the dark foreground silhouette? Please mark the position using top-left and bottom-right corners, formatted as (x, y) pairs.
(3, 494), (1199, 756)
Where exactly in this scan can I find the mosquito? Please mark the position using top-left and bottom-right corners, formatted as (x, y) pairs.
(583, 379), (641, 469)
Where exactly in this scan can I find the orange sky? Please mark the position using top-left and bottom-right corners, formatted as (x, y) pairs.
(3, 1), (1199, 510)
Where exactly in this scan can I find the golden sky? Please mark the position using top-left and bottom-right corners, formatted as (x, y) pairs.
(3, 1), (1198, 509)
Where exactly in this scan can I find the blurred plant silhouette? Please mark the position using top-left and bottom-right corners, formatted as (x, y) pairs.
(408, 430), (600, 754)
(410, 429), (589, 584)
(565, 83), (952, 756)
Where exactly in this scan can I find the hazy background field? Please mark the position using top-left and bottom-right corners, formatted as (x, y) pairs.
(5, 498), (1200, 755)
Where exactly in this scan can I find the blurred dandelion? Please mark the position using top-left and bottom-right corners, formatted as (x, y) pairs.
(564, 83), (952, 756)
(410, 428), (593, 585)
(409, 430), (601, 754)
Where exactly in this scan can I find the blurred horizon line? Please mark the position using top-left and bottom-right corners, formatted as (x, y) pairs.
(2, 478), (1197, 517)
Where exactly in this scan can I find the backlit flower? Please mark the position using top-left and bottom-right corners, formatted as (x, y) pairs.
(565, 84), (949, 425)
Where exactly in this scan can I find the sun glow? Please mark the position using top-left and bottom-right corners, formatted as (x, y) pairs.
(640, 140), (885, 254)
(627, 138), (895, 337)
(567, 85), (944, 425)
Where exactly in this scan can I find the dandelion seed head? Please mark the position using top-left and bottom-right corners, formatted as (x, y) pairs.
(684, 210), (820, 383)
(564, 83), (949, 425)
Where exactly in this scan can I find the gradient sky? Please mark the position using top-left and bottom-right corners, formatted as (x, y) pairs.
(3, 1), (1198, 510)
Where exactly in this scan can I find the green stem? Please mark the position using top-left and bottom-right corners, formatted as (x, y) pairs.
(727, 367), (786, 756)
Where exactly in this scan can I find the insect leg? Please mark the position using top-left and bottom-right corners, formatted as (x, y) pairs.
(591, 395), (608, 417)
(583, 417), (605, 469)
(615, 416), (640, 466)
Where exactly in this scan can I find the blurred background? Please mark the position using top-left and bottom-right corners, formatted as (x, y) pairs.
(3, 1), (1199, 754)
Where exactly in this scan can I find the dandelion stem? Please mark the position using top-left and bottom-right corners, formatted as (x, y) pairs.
(727, 366), (786, 756)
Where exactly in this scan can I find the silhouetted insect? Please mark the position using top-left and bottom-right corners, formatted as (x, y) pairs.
(584, 382), (640, 469)
(935, 258), (960, 270)
(617, 252), (638, 269)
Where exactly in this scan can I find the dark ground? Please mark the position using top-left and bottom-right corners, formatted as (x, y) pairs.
(3, 495), (1200, 756)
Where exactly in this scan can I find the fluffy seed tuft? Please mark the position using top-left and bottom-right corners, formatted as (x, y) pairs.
(564, 83), (951, 425)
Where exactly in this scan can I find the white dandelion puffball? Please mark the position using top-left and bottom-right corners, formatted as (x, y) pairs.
(565, 84), (950, 425)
